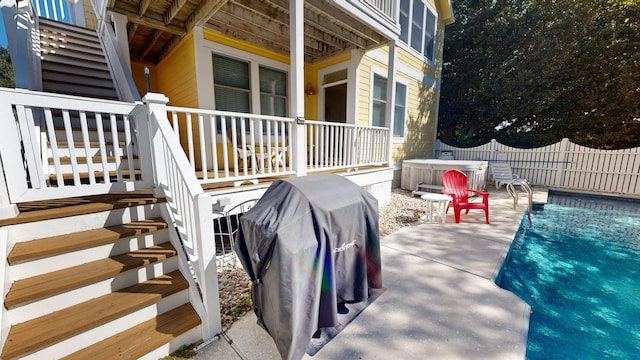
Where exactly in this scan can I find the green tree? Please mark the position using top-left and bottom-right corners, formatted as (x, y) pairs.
(439, 0), (640, 149)
(0, 46), (15, 88)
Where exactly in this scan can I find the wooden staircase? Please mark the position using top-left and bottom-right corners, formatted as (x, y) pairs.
(39, 17), (119, 100)
(0, 191), (202, 359)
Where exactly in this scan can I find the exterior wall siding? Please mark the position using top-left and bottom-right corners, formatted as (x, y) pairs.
(156, 32), (199, 107)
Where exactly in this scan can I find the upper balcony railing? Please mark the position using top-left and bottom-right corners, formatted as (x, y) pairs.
(362, 0), (397, 20)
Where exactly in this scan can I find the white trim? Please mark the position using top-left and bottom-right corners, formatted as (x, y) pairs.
(366, 48), (439, 90)
(368, 66), (388, 127)
(398, 0), (439, 65)
(197, 35), (290, 112)
(194, 27), (215, 110)
(392, 78), (409, 143)
(349, 48), (361, 124)
(318, 61), (352, 123)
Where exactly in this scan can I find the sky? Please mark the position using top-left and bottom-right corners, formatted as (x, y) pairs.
(1, 15), (7, 48)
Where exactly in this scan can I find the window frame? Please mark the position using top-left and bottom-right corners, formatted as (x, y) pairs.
(370, 72), (388, 128)
(211, 49), (290, 116)
(397, 0), (438, 63)
(393, 81), (408, 140)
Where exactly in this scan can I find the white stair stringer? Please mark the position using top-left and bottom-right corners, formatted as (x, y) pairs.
(0, 197), (203, 360)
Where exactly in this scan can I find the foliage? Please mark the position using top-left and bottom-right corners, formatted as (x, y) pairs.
(158, 343), (198, 359)
(0, 46), (15, 88)
(438, 0), (640, 149)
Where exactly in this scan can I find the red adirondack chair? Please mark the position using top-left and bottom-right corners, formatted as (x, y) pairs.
(441, 169), (490, 224)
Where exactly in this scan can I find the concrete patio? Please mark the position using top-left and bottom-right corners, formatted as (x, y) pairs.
(193, 187), (549, 360)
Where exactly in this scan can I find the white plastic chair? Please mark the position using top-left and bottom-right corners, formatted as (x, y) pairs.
(490, 161), (527, 189)
(490, 161), (531, 208)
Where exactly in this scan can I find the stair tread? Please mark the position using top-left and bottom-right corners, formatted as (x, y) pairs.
(8, 218), (168, 264)
(0, 191), (163, 227)
(49, 169), (142, 181)
(50, 155), (139, 164)
(61, 303), (201, 360)
(4, 242), (177, 309)
(39, 18), (102, 42)
(1, 270), (189, 360)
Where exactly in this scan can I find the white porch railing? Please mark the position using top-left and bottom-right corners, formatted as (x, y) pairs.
(166, 107), (296, 184)
(32, 0), (82, 25)
(436, 139), (640, 196)
(362, 0), (397, 19)
(0, 88), (148, 203)
(134, 93), (220, 339)
(1, 0), (43, 91)
(306, 120), (389, 172)
(165, 108), (391, 183)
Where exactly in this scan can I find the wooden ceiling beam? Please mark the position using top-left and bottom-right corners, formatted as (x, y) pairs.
(305, 0), (383, 44)
(267, 0), (374, 48)
(185, 0), (228, 31)
(232, 0), (350, 51)
(139, 29), (163, 61)
(205, 18), (290, 54)
(138, 0), (152, 17)
(233, 0), (289, 25)
(126, 22), (139, 44)
(163, 0), (188, 25)
(111, 7), (186, 36)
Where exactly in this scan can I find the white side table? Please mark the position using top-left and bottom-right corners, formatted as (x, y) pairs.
(420, 193), (453, 224)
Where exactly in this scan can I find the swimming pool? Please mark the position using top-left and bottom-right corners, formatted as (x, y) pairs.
(496, 190), (640, 359)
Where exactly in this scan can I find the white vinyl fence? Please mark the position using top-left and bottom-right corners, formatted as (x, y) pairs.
(436, 138), (640, 196)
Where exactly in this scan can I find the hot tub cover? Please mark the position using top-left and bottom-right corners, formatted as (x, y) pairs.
(234, 174), (382, 360)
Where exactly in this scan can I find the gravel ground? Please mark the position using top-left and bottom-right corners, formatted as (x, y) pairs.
(216, 189), (426, 330)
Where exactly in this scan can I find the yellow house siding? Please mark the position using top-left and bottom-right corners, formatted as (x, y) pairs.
(359, 42), (442, 162)
(156, 32), (198, 107)
(130, 62), (158, 97)
(357, 49), (391, 127)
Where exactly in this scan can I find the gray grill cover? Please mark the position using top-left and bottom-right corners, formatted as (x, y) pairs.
(234, 174), (382, 360)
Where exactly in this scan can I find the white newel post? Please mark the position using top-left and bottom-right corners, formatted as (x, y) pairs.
(289, 0), (307, 176)
(140, 93), (170, 196)
(194, 193), (221, 339)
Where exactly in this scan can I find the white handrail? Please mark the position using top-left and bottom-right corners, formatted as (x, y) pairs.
(90, 0), (140, 102)
(0, 88), (145, 202)
(136, 94), (221, 339)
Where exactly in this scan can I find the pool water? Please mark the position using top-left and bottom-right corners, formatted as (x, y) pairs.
(496, 191), (640, 359)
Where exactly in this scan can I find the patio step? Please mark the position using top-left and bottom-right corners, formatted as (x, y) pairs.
(1, 192), (201, 359)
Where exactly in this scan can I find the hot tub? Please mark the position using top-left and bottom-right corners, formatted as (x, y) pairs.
(401, 159), (489, 192)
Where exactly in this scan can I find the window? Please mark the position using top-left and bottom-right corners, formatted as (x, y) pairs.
(371, 74), (387, 127)
(398, 0), (437, 62)
(394, 83), (407, 137)
(410, 0), (424, 51)
(213, 54), (250, 113)
(399, 0), (410, 43)
(259, 66), (287, 116)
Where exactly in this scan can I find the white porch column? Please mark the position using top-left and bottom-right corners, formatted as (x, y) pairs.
(71, 0), (85, 27)
(384, 40), (398, 165)
(109, 12), (131, 72)
(289, 0), (307, 176)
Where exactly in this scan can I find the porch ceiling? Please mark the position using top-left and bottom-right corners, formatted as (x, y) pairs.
(109, 0), (389, 65)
